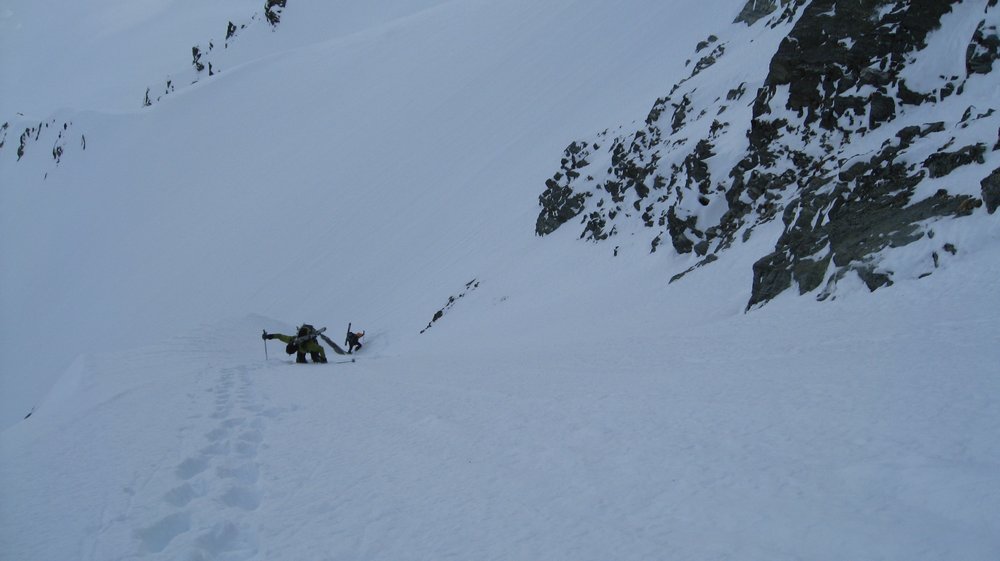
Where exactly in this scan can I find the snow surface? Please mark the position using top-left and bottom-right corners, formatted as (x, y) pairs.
(2, 0), (999, 559)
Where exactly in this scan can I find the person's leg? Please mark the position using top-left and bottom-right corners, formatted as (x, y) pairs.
(296, 351), (307, 363)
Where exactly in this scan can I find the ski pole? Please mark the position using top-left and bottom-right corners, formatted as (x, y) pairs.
(263, 329), (269, 361)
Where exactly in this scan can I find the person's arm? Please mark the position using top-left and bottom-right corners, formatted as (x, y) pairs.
(268, 333), (293, 344)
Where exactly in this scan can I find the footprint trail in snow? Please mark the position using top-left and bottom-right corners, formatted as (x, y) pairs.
(134, 363), (289, 560)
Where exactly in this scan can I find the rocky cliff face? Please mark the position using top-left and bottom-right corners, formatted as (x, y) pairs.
(537, 0), (999, 309)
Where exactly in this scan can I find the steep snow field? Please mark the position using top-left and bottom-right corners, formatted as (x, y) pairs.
(2, 0), (999, 559)
(3, 240), (999, 560)
(1, 0), (732, 426)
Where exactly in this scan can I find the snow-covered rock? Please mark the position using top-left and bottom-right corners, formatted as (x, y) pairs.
(537, 0), (999, 308)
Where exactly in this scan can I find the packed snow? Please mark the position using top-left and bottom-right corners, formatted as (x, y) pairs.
(2, 0), (998, 559)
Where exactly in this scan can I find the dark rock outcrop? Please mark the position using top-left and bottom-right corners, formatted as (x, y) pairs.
(967, 16), (1000, 75)
(536, 142), (594, 235)
(1, 118), (83, 173)
(420, 279), (480, 334)
(983, 167), (1000, 214)
(265, 0), (287, 27)
(924, 144), (987, 178)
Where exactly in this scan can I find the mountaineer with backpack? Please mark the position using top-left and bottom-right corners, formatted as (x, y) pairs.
(263, 324), (328, 363)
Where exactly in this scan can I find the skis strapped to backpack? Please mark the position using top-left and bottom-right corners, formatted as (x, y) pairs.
(292, 326), (326, 345)
(283, 325), (348, 355)
(319, 332), (347, 355)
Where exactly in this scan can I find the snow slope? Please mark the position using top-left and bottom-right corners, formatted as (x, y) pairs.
(3, 247), (999, 560)
(2, 0), (999, 559)
(2, 0), (731, 425)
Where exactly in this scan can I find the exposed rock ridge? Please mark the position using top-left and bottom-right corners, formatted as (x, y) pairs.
(2, 1), (291, 175)
(0, 117), (86, 178)
(144, 1), (291, 107)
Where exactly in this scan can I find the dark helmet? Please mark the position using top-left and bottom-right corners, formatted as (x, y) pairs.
(298, 324), (315, 337)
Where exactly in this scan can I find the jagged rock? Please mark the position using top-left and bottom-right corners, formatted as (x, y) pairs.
(967, 19), (1000, 75)
(924, 143), (987, 178)
(666, 207), (698, 254)
(868, 93), (895, 129)
(192, 46), (205, 72)
(581, 212), (610, 241)
(17, 128), (28, 160)
(727, 82), (746, 101)
(859, 67), (891, 87)
(896, 121), (944, 146)
(983, 167), (1000, 214)
(793, 253), (833, 295)
(746, 140), (984, 309)
(898, 80), (932, 105)
(419, 279), (479, 334)
(669, 254), (718, 283)
(733, 0), (781, 26)
(536, 179), (589, 236)
(696, 35), (718, 53)
(684, 140), (714, 194)
(671, 95), (691, 134)
(691, 43), (725, 77)
(748, 251), (792, 307)
(762, 0), (958, 129)
(265, 0), (287, 27)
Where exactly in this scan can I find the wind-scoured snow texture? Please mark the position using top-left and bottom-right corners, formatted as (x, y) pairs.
(536, 0), (1000, 309)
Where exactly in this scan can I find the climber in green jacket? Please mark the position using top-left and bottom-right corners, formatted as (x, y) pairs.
(262, 324), (328, 363)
